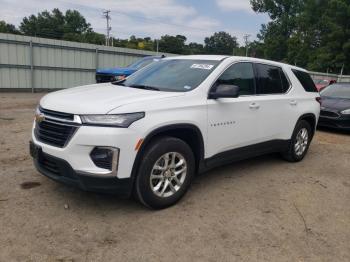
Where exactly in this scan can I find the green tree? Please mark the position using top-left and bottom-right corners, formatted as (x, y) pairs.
(64, 10), (91, 34)
(204, 31), (238, 55)
(301, 0), (350, 73)
(187, 42), (204, 54)
(249, 41), (266, 58)
(251, 0), (302, 61)
(20, 9), (65, 38)
(0, 20), (20, 34)
(158, 35), (187, 54)
(251, 0), (350, 74)
(20, 9), (92, 40)
(82, 32), (105, 45)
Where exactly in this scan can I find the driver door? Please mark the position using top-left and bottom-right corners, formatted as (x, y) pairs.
(206, 62), (261, 158)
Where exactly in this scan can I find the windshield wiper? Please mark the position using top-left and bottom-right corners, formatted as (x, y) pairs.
(129, 84), (160, 91)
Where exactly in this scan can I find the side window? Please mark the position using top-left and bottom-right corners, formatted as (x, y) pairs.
(292, 69), (318, 92)
(216, 63), (255, 96)
(255, 64), (289, 94)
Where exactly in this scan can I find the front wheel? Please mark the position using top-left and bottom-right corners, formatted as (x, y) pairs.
(134, 136), (195, 209)
(282, 120), (312, 162)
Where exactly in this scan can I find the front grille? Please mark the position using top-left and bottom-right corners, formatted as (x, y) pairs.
(96, 74), (115, 83)
(35, 120), (78, 148)
(36, 151), (78, 180)
(320, 110), (340, 118)
(40, 107), (74, 121)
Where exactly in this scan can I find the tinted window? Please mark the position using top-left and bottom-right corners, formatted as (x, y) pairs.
(120, 59), (219, 92)
(256, 64), (289, 94)
(292, 69), (318, 92)
(216, 63), (255, 95)
(320, 84), (350, 99)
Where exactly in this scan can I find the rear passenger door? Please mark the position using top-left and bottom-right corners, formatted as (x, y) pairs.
(252, 63), (295, 141)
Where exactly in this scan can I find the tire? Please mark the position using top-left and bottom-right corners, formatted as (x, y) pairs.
(282, 120), (312, 162)
(134, 136), (195, 209)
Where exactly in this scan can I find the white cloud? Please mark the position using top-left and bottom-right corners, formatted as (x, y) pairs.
(0, 0), (262, 44)
(59, 0), (197, 20)
(187, 16), (220, 29)
(0, 0), (222, 43)
(216, 0), (253, 13)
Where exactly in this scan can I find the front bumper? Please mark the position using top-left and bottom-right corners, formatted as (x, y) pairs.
(318, 116), (350, 130)
(32, 120), (139, 179)
(30, 141), (133, 196)
(96, 73), (116, 83)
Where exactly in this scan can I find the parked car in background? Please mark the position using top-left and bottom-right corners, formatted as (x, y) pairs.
(318, 83), (350, 130)
(30, 55), (320, 209)
(314, 79), (337, 91)
(96, 55), (165, 83)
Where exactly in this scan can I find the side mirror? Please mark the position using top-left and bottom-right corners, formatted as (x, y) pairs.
(208, 84), (240, 99)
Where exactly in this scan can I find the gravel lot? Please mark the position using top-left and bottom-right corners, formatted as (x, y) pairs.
(0, 92), (349, 262)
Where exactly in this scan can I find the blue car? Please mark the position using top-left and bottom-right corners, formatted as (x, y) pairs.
(96, 55), (165, 83)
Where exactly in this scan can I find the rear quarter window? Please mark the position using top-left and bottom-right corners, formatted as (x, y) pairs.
(255, 64), (290, 94)
(292, 69), (318, 92)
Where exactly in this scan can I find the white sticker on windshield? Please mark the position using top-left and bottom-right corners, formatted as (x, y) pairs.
(191, 64), (214, 70)
(184, 85), (192, 90)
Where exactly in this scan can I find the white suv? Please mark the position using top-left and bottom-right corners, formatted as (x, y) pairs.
(30, 55), (320, 209)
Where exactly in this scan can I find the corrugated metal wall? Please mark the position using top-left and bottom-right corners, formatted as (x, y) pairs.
(0, 33), (172, 91)
(1, 32), (348, 91)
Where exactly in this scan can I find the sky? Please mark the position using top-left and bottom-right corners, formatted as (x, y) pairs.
(0, 0), (269, 45)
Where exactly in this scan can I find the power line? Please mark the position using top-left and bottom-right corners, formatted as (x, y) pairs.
(102, 10), (112, 46)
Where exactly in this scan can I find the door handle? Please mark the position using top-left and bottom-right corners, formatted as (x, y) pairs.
(290, 100), (297, 106)
(249, 103), (260, 109)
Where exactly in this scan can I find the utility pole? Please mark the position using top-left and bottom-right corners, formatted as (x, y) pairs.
(103, 10), (112, 46)
(156, 39), (159, 55)
(243, 34), (251, 57)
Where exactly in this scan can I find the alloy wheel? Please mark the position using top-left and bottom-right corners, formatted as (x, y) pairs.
(294, 128), (309, 156)
(150, 152), (187, 198)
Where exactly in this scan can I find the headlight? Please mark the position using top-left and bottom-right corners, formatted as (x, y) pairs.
(341, 109), (350, 115)
(81, 112), (145, 127)
(117, 75), (127, 81)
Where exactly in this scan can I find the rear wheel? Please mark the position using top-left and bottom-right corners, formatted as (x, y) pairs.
(134, 136), (195, 209)
(282, 120), (312, 162)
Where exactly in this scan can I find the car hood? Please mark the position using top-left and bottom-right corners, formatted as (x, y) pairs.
(321, 96), (350, 111)
(96, 67), (136, 75)
(40, 83), (184, 114)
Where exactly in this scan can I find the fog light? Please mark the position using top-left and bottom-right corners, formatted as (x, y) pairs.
(90, 147), (119, 172)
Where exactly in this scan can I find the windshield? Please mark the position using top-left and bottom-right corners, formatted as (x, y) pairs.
(118, 59), (220, 92)
(128, 57), (158, 70)
(321, 84), (350, 99)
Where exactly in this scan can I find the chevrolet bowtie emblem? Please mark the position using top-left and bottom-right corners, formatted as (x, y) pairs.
(35, 113), (45, 123)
